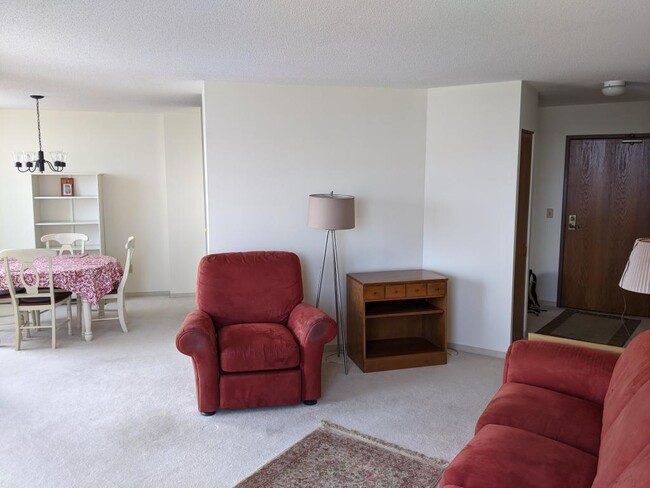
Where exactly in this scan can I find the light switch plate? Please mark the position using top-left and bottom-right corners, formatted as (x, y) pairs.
(546, 208), (554, 218)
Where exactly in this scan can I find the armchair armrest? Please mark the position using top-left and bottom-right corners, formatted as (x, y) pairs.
(176, 310), (220, 413)
(287, 303), (337, 401)
(504, 339), (620, 405)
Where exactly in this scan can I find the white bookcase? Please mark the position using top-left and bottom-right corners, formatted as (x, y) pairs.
(31, 173), (105, 254)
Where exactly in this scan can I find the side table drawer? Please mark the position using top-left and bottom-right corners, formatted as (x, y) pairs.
(364, 285), (385, 300)
(385, 285), (406, 298)
(406, 283), (426, 297)
(427, 281), (447, 297)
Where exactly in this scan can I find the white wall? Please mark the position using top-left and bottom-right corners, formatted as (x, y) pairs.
(0, 108), (205, 294)
(163, 111), (206, 295)
(520, 83), (539, 133)
(529, 101), (650, 303)
(202, 82), (427, 316)
(423, 81), (524, 354)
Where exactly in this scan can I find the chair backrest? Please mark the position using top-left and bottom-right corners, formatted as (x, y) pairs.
(117, 236), (135, 294)
(40, 233), (88, 254)
(196, 251), (303, 328)
(0, 248), (58, 303)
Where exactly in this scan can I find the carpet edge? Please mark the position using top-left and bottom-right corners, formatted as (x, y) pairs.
(321, 420), (449, 469)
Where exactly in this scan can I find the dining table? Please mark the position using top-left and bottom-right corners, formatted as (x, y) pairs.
(0, 253), (123, 341)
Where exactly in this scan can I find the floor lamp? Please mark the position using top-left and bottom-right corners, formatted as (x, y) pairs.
(619, 238), (650, 325)
(308, 192), (355, 374)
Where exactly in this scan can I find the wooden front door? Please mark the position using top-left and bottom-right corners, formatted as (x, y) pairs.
(559, 135), (650, 316)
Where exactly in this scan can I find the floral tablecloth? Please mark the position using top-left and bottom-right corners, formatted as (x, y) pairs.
(0, 254), (123, 305)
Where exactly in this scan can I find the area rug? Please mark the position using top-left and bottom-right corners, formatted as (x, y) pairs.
(534, 309), (639, 347)
(236, 421), (448, 488)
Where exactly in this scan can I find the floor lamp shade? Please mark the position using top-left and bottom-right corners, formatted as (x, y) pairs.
(619, 238), (650, 294)
(308, 193), (355, 230)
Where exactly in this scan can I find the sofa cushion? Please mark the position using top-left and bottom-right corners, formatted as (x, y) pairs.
(503, 339), (618, 404)
(476, 382), (603, 456)
(440, 424), (598, 488)
(593, 331), (650, 488)
(218, 323), (300, 373)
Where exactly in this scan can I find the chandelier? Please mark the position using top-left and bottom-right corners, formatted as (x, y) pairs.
(14, 95), (67, 173)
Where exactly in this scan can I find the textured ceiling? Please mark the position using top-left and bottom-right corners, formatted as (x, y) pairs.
(2, 1), (650, 111)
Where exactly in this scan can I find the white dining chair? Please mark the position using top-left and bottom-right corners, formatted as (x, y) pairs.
(41, 233), (89, 255)
(84, 236), (134, 334)
(0, 249), (73, 350)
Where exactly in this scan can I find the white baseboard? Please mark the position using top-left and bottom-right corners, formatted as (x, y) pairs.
(324, 342), (506, 359)
(125, 291), (170, 297)
(169, 293), (195, 298)
(447, 342), (506, 359)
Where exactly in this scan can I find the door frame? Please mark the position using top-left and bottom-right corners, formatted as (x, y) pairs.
(557, 133), (650, 307)
(511, 129), (534, 342)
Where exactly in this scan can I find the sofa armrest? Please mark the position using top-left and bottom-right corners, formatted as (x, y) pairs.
(287, 303), (337, 401)
(504, 339), (619, 404)
(176, 310), (220, 413)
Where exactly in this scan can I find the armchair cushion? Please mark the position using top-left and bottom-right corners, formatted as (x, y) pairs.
(219, 323), (300, 373)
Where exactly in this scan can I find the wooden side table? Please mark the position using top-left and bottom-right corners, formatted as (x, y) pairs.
(346, 270), (448, 372)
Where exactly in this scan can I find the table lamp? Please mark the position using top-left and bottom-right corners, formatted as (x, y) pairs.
(620, 238), (650, 295)
(308, 191), (355, 374)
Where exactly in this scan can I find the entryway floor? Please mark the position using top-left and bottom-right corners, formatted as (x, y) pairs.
(526, 304), (650, 347)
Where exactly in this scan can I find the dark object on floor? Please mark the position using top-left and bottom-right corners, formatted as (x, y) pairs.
(441, 331), (650, 488)
(176, 251), (337, 415)
(527, 269), (545, 316)
(534, 309), (639, 347)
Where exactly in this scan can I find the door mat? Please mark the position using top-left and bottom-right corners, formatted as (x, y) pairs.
(535, 309), (640, 347)
(235, 420), (448, 488)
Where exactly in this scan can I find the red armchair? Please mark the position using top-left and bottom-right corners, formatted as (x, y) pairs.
(176, 251), (337, 415)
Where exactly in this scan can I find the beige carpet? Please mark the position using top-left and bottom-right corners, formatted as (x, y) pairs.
(237, 421), (447, 487)
(0, 296), (503, 488)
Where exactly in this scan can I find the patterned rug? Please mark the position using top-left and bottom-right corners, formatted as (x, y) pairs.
(236, 421), (448, 488)
(535, 309), (640, 347)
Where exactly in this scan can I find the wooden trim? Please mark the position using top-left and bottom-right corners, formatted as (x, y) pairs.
(527, 332), (623, 355)
(511, 129), (534, 342)
(557, 135), (572, 306)
(565, 133), (650, 141)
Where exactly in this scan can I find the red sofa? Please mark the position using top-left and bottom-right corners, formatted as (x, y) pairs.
(176, 251), (337, 415)
(441, 331), (650, 488)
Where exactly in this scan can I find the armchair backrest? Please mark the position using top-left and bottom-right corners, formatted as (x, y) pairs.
(196, 251), (303, 327)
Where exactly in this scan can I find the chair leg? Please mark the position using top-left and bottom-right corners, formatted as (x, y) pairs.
(77, 299), (82, 329)
(51, 306), (56, 349)
(15, 311), (23, 351)
(117, 294), (128, 333)
(67, 300), (72, 336)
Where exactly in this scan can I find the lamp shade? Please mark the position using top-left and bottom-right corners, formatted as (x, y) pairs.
(619, 238), (650, 294)
(308, 193), (355, 230)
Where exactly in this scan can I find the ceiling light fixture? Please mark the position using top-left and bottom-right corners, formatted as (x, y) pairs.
(602, 80), (626, 97)
(13, 95), (68, 173)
